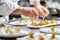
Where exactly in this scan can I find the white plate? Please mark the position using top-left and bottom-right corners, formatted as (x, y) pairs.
(19, 33), (60, 40)
(9, 20), (31, 26)
(39, 27), (60, 34)
(45, 34), (60, 40)
(27, 21), (60, 28)
(0, 27), (31, 38)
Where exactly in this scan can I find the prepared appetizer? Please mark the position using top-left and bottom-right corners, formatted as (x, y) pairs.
(50, 26), (55, 31)
(29, 32), (34, 38)
(5, 27), (21, 35)
(14, 28), (21, 33)
(39, 36), (44, 40)
(31, 20), (57, 26)
(5, 27), (13, 34)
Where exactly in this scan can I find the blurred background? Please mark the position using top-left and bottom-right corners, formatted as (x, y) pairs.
(1, 0), (60, 20)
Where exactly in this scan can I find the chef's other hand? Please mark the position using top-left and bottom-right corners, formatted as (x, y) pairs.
(13, 7), (39, 20)
(39, 6), (49, 17)
(33, 0), (49, 17)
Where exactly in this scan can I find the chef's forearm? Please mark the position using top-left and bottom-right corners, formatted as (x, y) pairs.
(12, 6), (30, 16)
(12, 6), (23, 14)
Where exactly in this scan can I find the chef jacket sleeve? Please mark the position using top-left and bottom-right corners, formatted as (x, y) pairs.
(0, 0), (19, 17)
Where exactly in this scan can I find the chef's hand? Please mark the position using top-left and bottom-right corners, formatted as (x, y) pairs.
(13, 7), (39, 19)
(21, 7), (39, 19)
(39, 6), (49, 17)
(33, 0), (49, 17)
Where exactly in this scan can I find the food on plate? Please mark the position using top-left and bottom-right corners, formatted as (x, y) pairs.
(29, 32), (34, 38)
(38, 20), (49, 25)
(14, 28), (21, 33)
(31, 20), (57, 26)
(12, 17), (16, 20)
(5, 27), (13, 34)
(25, 20), (28, 22)
(31, 20), (49, 26)
(0, 24), (5, 27)
(49, 32), (56, 40)
(49, 20), (56, 24)
(51, 32), (56, 39)
(41, 20), (49, 25)
(19, 20), (22, 23)
(39, 36), (44, 40)
(50, 26), (55, 31)
(51, 32), (56, 38)
(31, 22), (37, 26)
(19, 20), (28, 24)
(5, 27), (21, 34)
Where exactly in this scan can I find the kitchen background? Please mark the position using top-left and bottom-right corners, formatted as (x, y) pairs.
(1, 0), (60, 20)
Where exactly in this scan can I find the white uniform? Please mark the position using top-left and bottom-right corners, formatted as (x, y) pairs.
(0, 0), (19, 17)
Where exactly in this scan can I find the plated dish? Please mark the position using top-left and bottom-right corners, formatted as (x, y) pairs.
(39, 26), (60, 34)
(21, 32), (60, 40)
(0, 27), (31, 38)
(9, 19), (31, 26)
(27, 20), (60, 28)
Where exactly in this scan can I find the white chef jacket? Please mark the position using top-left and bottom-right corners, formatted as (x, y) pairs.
(0, 0), (19, 17)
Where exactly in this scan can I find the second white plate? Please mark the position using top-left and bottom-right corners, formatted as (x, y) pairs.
(39, 27), (60, 34)
(9, 20), (31, 26)
(0, 27), (31, 38)
(27, 21), (60, 28)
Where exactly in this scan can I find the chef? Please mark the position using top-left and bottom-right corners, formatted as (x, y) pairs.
(0, 0), (49, 20)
